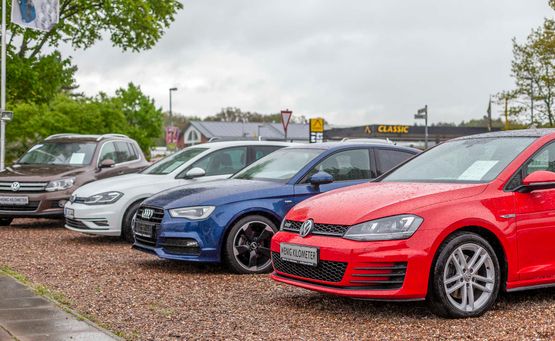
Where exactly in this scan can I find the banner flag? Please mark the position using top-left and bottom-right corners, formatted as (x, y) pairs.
(11, 0), (59, 32)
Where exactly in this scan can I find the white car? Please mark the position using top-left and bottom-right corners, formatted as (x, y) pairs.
(64, 141), (290, 241)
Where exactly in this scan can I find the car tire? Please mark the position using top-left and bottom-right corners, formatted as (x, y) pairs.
(0, 218), (12, 226)
(224, 215), (278, 274)
(428, 232), (500, 318)
(121, 200), (143, 243)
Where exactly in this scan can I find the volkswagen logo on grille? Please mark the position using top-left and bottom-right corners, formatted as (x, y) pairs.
(299, 219), (314, 238)
(11, 182), (20, 192)
(141, 208), (154, 220)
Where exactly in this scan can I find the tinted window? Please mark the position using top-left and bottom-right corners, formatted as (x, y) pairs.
(143, 147), (208, 175)
(253, 146), (282, 161)
(18, 142), (96, 166)
(507, 142), (555, 190)
(114, 142), (139, 163)
(99, 142), (118, 163)
(376, 149), (414, 175)
(303, 149), (371, 182)
(189, 147), (247, 176)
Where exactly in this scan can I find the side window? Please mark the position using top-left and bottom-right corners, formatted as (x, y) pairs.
(303, 149), (371, 182)
(189, 147), (248, 176)
(376, 149), (414, 175)
(99, 142), (117, 164)
(507, 142), (555, 189)
(113, 142), (138, 163)
(252, 146), (282, 162)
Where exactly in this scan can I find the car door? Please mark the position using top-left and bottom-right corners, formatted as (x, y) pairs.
(113, 141), (142, 175)
(178, 146), (248, 182)
(292, 148), (375, 205)
(513, 141), (555, 281)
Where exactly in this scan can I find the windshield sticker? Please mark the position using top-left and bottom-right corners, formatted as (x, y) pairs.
(69, 153), (86, 165)
(458, 161), (499, 181)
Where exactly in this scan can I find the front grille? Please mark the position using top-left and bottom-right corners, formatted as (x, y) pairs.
(282, 220), (350, 237)
(0, 182), (48, 192)
(0, 201), (40, 212)
(348, 262), (407, 290)
(272, 252), (347, 283)
(65, 218), (88, 229)
(134, 206), (164, 247)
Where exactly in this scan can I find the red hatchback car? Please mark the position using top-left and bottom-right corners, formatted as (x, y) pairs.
(271, 129), (555, 318)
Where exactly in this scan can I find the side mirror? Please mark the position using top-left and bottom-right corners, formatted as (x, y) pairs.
(516, 170), (555, 193)
(99, 159), (115, 169)
(309, 171), (334, 188)
(185, 167), (206, 179)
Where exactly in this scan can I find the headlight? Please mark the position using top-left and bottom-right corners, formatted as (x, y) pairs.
(169, 206), (215, 220)
(343, 214), (423, 241)
(83, 191), (123, 205)
(45, 177), (75, 192)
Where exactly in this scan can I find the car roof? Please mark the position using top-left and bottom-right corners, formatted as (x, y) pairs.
(453, 128), (555, 140)
(284, 142), (420, 153)
(44, 133), (133, 143)
(189, 141), (295, 149)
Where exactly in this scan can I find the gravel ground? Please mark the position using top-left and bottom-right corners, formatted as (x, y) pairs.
(0, 219), (554, 340)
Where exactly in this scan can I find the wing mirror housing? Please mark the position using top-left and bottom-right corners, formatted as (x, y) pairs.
(99, 159), (115, 169)
(516, 170), (555, 193)
(185, 167), (206, 179)
(309, 171), (334, 189)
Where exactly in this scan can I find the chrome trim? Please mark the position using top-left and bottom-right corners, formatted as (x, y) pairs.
(0, 182), (48, 192)
(506, 282), (555, 292)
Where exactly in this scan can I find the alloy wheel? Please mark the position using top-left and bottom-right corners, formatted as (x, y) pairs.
(443, 243), (495, 313)
(232, 221), (274, 272)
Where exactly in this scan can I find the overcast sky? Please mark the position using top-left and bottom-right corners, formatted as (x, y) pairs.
(64, 0), (552, 126)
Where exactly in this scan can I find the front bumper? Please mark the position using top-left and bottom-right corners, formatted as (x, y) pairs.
(63, 202), (122, 236)
(0, 192), (71, 218)
(270, 231), (434, 300)
(132, 212), (222, 263)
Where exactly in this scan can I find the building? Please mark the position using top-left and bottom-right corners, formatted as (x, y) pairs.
(325, 124), (501, 148)
(182, 121), (311, 146)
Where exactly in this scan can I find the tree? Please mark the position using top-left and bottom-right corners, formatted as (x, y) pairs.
(9, 0), (184, 59)
(204, 107), (312, 124)
(506, 19), (555, 126)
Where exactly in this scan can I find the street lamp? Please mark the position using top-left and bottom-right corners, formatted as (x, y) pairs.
(169, 87), (178, 126)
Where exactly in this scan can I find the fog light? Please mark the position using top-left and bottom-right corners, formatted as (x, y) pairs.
(58, 200), (67, 208)
(184, 240), (199, 248)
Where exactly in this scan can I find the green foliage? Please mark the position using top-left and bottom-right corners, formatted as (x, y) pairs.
(7, 50), (77, 105)
(10, 0), (184, 58)
(6, 84), (163, 163)
(204, 107), (311, 124)
(502, 18), (555, 126)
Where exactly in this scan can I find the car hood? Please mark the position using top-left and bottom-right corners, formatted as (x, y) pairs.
(144, 179), (291, 209)
(73, 173), (173, 197)
(287, 182), (488, 226)
(0, 164), (88, 182)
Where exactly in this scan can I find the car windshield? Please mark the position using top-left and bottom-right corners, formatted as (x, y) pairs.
(17, 142), (97, 166)
(142, 147), (208, 175)
(382, 137), (536, 183)
(233, 148), (323, 182)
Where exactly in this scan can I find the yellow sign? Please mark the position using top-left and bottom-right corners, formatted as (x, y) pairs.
(310, 118), (325, 133)
(377, 125), (410, 134)
(364, 126), (372, 134)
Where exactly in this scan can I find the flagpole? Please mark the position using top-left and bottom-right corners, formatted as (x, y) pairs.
(1, 0), (6, 171)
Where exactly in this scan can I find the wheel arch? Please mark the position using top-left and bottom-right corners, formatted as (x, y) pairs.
(120, 197), (149, 228)
(219, 208), (282, 260)
(428, 225), (509, 293)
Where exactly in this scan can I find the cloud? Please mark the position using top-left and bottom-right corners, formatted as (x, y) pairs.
(64, 0), (552, 126)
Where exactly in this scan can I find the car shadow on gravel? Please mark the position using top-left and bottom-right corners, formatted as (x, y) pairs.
(276, 292), (432, 318)
(10, 218), (64, 229)
(62, 235), (129, 246)
(135, 259), (229, 275)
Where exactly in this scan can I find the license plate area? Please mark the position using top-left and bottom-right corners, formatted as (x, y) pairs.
(280, 243), (319, 267)
(0, 196), (29, 206)
(134, 221), (155, 238)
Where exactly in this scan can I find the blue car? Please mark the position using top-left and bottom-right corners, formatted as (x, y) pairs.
(133, 142), (419, 274)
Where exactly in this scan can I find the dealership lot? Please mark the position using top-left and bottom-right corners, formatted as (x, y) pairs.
(0, 219), (553, 340)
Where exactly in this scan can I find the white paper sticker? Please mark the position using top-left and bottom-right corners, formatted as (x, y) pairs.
(458, 161), (499, 181)
(69, 153), (86, 165)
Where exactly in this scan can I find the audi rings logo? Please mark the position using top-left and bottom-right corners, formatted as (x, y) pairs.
(11, 182), (20, 192)
(299, 219), (314, 238)
(141, 208), (154, 220)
